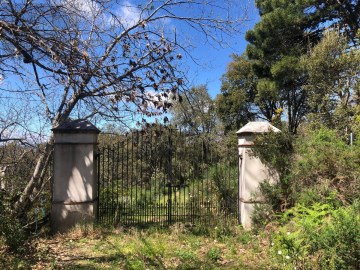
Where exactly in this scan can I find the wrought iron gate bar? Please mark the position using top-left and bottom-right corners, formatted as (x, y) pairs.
(97, 127), (238, 227)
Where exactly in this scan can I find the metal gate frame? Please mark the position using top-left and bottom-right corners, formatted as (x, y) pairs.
(97, 127), (238, 227)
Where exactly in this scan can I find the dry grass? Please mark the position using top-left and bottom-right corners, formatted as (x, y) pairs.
(1, 223), (273, 270)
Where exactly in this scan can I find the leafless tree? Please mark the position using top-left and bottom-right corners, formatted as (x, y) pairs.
(0, 108), (34, 195)
(0, 0), (247, 216)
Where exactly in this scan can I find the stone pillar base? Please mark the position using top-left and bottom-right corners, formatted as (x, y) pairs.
(51, 202), (98, 234)
(240, 202), (256, 230)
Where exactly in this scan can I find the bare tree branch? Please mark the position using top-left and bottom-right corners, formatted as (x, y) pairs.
(0, 0), (247, 215)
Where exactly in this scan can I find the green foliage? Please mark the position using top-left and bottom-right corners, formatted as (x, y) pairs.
(302, 30), (360, 132)
(210, 164), (238, 213)
(270, 202), (360, 270)
(251, 203), (275, 232)
(252, 129), (294, 212)
(206, 247), (222, 262)
(293, 126), (360, 204)
(187, 217), (240, 243)
(3, 214), (357, 269)
(215, 54), (257, 132)
(245, 0), (312, 133)
(253, 129), (293, 178)
(171, 85), (218, 135)
(174, 248), (203, 270)
(252, 125), (360, 224)
(240, 0), (360, 133)
(320, 203), (360, 269)
(175, 249), (196, 261)
(296, 186), (341, 208)
(0, 198), (26, 252)
(98, 126), (239, 227)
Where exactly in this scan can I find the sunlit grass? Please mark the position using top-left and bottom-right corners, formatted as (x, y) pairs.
(1, 222), (273, 270)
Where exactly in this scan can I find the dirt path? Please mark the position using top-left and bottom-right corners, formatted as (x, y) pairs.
(32, 232), (103, 269)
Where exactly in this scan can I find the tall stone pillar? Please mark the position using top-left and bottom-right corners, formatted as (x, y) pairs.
(237, 122), (280, 229)
(51, 119), (100, 233)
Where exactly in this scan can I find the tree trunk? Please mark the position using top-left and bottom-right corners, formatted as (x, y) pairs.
(13, 136), (54, 216)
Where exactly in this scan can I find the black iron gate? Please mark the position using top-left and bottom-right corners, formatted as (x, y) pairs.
(97, 127), (238, 226)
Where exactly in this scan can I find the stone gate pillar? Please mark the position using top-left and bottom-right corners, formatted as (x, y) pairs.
(237, 122), (280, 229)
(51, 119), (100, 233)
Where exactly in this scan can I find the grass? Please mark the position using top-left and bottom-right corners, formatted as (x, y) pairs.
(0, 222), (273, 270)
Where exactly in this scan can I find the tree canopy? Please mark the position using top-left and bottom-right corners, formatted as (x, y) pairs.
(215, 54), (256, 133)
(302, 30), (360, 134)
(171, 85), (217, 135)
(216, 0), (360, 133)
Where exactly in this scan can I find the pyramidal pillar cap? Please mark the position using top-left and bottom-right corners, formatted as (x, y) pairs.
(236, 121), (280, 136)
(52, 119), (100, 134)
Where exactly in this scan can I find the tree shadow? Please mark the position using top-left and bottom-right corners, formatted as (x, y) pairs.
(59, 253), (126, 270)
(139, 236), (168, 270)
(59, 237), (168, 270)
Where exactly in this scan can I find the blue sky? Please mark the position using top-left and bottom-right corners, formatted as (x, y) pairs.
(0, 0), (261, 135)
(184, 2), (260, 99)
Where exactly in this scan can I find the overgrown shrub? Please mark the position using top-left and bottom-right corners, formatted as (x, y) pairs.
(270, 202), (360, 270)
(0, 198), (26, 252)
(252, 125), (360, 229)
(251, 129), (294, 213)
(251, 203), (275, 232)
(292, 126), (360, 204)
(296, 185), (341, 208)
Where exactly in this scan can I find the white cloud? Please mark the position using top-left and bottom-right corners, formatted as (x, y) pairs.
(110, 1), (141, 28)
(54, 0), (101, 19)
(146, 90), (169, 101)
